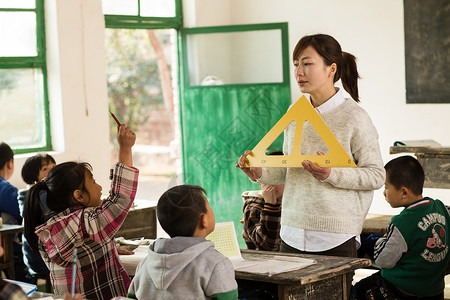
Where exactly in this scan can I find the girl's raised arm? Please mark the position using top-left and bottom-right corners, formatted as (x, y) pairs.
(117, 124), (136, 167)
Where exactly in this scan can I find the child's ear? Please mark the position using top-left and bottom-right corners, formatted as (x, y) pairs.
(199, 213), (208, 229)
(400, 187), (409, 199)
(72, 190), (85, 205)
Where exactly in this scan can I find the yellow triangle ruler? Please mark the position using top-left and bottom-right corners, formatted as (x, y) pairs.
(244, 95), (357, 168)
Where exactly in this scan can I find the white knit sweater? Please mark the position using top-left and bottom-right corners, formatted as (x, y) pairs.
(258, 99), (385, 235)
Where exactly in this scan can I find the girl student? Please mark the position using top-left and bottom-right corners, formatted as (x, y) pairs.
(237, 34), (385, 258)
(23, 124), (138, 300)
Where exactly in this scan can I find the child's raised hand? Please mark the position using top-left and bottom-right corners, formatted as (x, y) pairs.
(117, 124), (136, 148)
(236, 150), (262, 181)
(117, 124), (135, 166)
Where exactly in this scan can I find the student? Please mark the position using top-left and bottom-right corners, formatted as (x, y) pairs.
(236, 34), (385, 292)
(242, 151), (284, 251)
(0, 142), (21, 225)
(0, 142), (29, 282)
(18, 154), (56, 280)
(23, 125), (138, 300)
(128, 184), (238, 300)
(352, 156), (450, 299)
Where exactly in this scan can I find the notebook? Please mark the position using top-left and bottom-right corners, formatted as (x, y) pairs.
(206, 221), (315, 276)
(3, 279), (37, 295)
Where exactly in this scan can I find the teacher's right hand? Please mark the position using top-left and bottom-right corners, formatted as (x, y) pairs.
(235, 150), (262, 181)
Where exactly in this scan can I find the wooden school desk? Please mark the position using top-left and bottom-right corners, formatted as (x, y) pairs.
(362, 213), (393, 235)
(390, 145), (450, 189)
(117, 199), (157, 239)
(0, 224), (24, 279)
(238, 250), (371, 300)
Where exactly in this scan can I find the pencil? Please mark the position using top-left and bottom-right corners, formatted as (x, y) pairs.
(71, 248), (77, 298)
(110, 111), (121, 126)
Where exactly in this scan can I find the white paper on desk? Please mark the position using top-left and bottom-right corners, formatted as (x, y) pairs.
(234, 255), (316, 276)
(119, 244), (149, 276)
(206, 222), (315, 276)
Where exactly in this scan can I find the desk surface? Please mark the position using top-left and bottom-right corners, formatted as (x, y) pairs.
(0, 224), (24, 234)
(362, 214), (392, 235)
(238, 249), (371, 285)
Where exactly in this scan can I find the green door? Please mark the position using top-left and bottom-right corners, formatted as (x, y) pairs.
(179, 23), (290, 246)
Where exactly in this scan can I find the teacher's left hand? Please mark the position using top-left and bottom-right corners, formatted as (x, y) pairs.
(301, 151), (331, 180)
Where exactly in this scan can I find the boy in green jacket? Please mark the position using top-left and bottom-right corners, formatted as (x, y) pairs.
(352, 156), (450, 299)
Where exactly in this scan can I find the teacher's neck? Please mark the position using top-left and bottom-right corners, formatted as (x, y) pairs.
(309, 86), (337, 108)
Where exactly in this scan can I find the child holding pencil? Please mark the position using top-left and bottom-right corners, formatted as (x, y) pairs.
(23, 124), (138, 300)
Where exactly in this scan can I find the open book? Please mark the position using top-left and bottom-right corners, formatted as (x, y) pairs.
(206, 222), (315, 276)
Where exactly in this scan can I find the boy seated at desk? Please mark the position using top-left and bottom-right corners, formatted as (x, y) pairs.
(127, 184), (238, 300)
(242, 151), (284, 252)
(242, 179), (284, 251)
(352, 156), (450, 300)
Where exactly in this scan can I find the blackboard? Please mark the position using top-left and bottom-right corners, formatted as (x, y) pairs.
(404, 0), (450, 103)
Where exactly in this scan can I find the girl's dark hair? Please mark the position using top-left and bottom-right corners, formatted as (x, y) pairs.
(24, 161), (92, 251)
(385, 156), (425, 196)
(157, 184), (208, 238)
(0, 142), (14, 169)
(21, 154), (56, 184)
(292, 34), (360, 102)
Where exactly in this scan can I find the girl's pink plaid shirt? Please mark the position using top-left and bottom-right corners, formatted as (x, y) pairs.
(35, 163), (139, 300)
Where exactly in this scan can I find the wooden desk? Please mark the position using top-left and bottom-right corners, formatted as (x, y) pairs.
(0, 224), (24, 279)
(117, 199), (157, 239)
(390, 145), (450, 189)
(238, 250), (371, 300)
(362, 214), (393, 235)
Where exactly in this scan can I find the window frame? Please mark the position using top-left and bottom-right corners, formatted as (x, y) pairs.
(0, 0), (51, 154)
(104, 0), (183, 29)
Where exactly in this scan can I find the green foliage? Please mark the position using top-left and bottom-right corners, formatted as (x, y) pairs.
(105, 29), (168, 143)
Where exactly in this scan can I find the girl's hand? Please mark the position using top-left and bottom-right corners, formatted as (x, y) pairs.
(117, 124), (135, 166)
(64, 293), (83, 300)
(235, 150), (262, 181)
(117, 124), (136, 149)
(261, 185), (277, 205)
(117, 248), (135, 255)
(301, 151), (331, 180)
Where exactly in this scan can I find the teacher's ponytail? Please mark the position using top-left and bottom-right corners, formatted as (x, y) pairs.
(341, 51), (360, 102)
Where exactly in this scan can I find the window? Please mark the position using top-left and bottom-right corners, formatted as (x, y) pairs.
(103, 0), (181, 201)
(0, 0), (51, 154)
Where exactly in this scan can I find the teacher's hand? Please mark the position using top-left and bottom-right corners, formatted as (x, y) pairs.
(236, 150), (262, 181)
(301, 151), (331, 180)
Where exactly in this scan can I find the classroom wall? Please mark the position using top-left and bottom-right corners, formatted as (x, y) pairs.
(184, 0), (450, 215)
(8, 0), (450, 216)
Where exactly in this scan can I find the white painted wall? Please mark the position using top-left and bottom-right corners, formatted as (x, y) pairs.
(8, 0), (450, 215)
(184, 0), (450, 215)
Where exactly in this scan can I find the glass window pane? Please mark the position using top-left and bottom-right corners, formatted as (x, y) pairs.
(0, 69), (46, 149)
(0, 0), (35, 9)
(105, 28), (178, 182)
(186, 29), (283, 86)
(0, 12), (37, 57)
(141, 0), (175, 17)
(102, 0), (138, 15)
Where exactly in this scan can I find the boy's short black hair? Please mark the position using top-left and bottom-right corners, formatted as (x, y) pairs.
(22, 154), (56, 184)
(385, 155), (425, 195)
(0, 142), (14, 170)
(157, 184), (208, 238)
